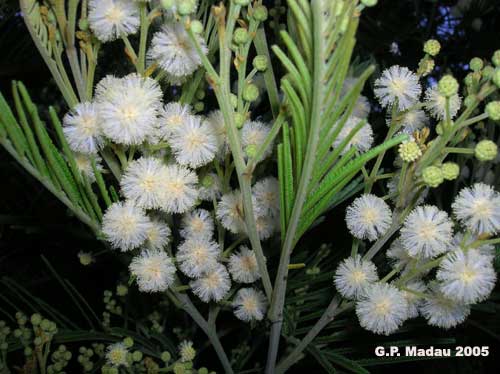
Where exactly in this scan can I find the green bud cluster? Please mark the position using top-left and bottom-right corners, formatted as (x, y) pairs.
(475, 140), (498, 161)
(493, 69), (500, 88)
(253, 5), (269, 21)
(398, 141), (422, 162)
(47, 345), (72, 374)
(104, 290), (122, 316)
(492, 50), (500, 67)
(243, 83), (259, 102)
(233, 28), (249, 45)
(438, 75), (459, 97)
(78, 346), (95, 372)
(469, 57), (484, 72)
(422, 165), (444, 187)
(423, 39), (441, 56)
(253, 55), (268, 71)
(441, 162), (460, 180)
(486, 101), (500, 121)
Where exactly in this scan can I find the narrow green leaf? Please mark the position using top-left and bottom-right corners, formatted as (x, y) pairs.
(0, 90), (29, 158)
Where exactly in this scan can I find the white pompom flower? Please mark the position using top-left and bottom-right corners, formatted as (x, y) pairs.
(233, 288), (267, 322)
(105, 342), (129, 367)
(206, 110), (230, 157)
(144, 219), (171, 250)
(156, 102), (193, 141)
(97, 74), (162, 145)
(420, 285), (471, 329)
(253, 177), (280, 219)
(169, 115), (218, 168)
(120, 157), (168, 209)
(129, 250), (176, 292)
(400, 205), (453, 259)
(374, 65), (422, 110)
(198, 172), (223, 202)
(355, 283), (409, 335)
(254, 214), (277, 240)
(398, 108), (429, 134)
(452, 183), (500, 235)
(345, 194), (392, 241)
(334, 255), (379, 299)
(148, 22), (207, 83)
(437, 249), (496, 304)
(176, 236), (220, 278)
(89, 0), (140, 42)
(102, 201), (151, 251)
(228, 246), (260, 284)
(74, 153), (103, 182)
(190, 263), (231, 302)
(424, 86), (462, 120)
(400, 280), (427, 319)
(180, 209), (214, 240)
(63, 102), (103, 154)
(332, 116), (374, 155)
(216, 190), (246, 234)
(159, 164), (199, 214)
(241, 121), (273, 160)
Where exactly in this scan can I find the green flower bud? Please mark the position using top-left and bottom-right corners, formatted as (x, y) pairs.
(160, 0), (175, 10)
(40, 319), (51, 331)
(253, 55), (268, 72)
(398, 141), (422, 162)
(464, 95), (477, 107)
(196, 89), (206, 100)
(483, 65), (495, 79)
(438, 75), (459, 97)
(190, 20), (204, 34)
(361, 0), (378, 6)
(31, 314), (42, 326)
(161, 351), (171, 362)
(123, 337), (134, 348)
(173, 363), (186, 374)
(64, 351), (72, 361)
(24, 347), (32, 356)
(116, 284), (128, 296)
(423, 39), (441, 56)
(78, 19), (89, 31)
(235, 112), (246, 129)
(475, 140), (498, 161)
(194, 101), (205, 112)
(422, 165), (443, 188)
(492, 50), (500, 67)
(243, 83), (259, 102)
(253, 5), (268, 21)
(464, 72), (474, 87)
(229, 93), (238, 108)
(34, 337), (43, 346)
(233, 28), (249, 44)
(235, 0), (251, 5)
(492, 68), (500, 88)
(418, 58), (435, 76)
(245, 144), (258, 158)
(486, 101), (500, 121)
(441, 162), (459, 180)
(469, 57), (483, 72)
(132, 351), (143, 362)
(198, 368), (209, 374)
(178, 0), (197, 16)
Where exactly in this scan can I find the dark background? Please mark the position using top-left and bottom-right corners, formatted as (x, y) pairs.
(1, 0), (500, 372)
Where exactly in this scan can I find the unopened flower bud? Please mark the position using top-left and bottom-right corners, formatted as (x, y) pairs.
(492, 69), (500, 88)
(194, 101), (204, 112)
(475, 140), (498, 161)
(492, 50), (500, 67)
(161, 0), (175, 10)
(78, 19), (89, 31)
(486, 101), (500, 121)
(123, 337), (134, 348)
(161, 351), (171, 362)
(361, 0), (378, 6)
(398, 141), (422, 162)
(253, 55), (268, 71)
(31, 314), (42, 326)
(233, 28), (249, 45)
(245, 144), (258, 158)
(235, 112), (246, 129)
(438, 75), (459, 97)
(441, 162), (459, 180)
(422, 165), (443, 187)
(469, 57), (483, 72)
(177, 0), (196, 15)
(243, 83), (259, 102)
(483, 65), (495, 79)
(253, 5), (268, 21)
(423, 39), (441, 56)
(132, 351), (143, 362)
(190, 20), (203, 34)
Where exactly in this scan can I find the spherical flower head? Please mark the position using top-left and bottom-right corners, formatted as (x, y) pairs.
(206, 110), (229, 158)
(493, 68), (500, 88)
(401, 280), (427, 319)
(254, 214), (278, 240)
(398, 108), (428, 133)
(228, 246), (261, 283)
(401, 205), (453, 258)
(374, 66), (421, 110)
(233, 27), (249, 44)
(178, 340), (195, 362)
(438, 75), (459, 97)
(332, 116), (374, 155)
(105, 343), (129, 367)
(78, 251), (94, 266)
(253, 177), (280, 219)
(420, 285), (470, 329)
(130, 250), (176, 292)
(74, 153), (103, 183)
(252, 5), (268, 21)
(418, 58), (435, 77)
(452, 183), (500, 235)
(89, 0), (140, 42)
(422, 165), (443, 188)
(475, 139), (497, 161)
(120, 157), (168, 209)
(243, 83), (259, 102)
(486, 101), (500, 121)
(148, 22), (207, 83)
(437, 249), (496, 304)
(253, 55), (268, 72)
(423, 39), (441, 56)
(441, 162), (460, 180)
(233, 288), (267, 322)
(355, 283), (409, 335)
(424, 86), (461, 120)
(492, 50), (500, 67)
(190, 263), (231, 302)
(63, 102), (103, 154)
(97, 74), (163, 145)
(469, 57), (484, 72)
(398, 140), (422, 162)
(334, 255), (378, 299)
(216, 190), (246, 234)
(345, 194), (392, 241)
(176, 236), (220, 278)
(155, 102), (193, 142)
(102, 202), (151, 251)
(159, 164), (198, 214)
(180, 209), (214, 239)
(241, 121), (273, 160)
(144, 219), (171, 250)
(168, 115), (218, 168)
